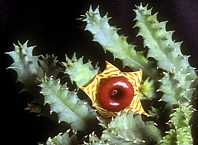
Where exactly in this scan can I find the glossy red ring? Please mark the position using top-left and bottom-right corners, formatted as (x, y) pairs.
(98, 76), (134, 112)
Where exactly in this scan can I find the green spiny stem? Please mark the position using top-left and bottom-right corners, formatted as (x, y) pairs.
(160, 129), (177, 145)
(85, 112), (161, 145)
(158, 73), (182, 104)
(37, 54), (64, 79)
(140, 78), (155, 99)
(134, 4), (197, 104)
(159, 72), (196, 105)
(83, 6), (157, 78)
(160, 104), (193, 145)
(84, 132), (106, 145)
(6, 41), (40, 86)
(6, 41), (63, 87)
(39, 130), (76, 145)
(63, 54), (99, 87)
(134, 4), (193, 73)
(171, 104), (193, 145)
(40, 76), (96, 131)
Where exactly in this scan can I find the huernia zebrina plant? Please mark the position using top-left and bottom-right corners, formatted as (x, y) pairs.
(6, 3), (198, 145)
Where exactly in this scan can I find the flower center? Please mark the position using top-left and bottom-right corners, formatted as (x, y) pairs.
(98, 76), (134, 112)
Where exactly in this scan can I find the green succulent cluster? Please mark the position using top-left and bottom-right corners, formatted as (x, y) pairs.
(83, 4), (197, 145)
(6, 3), (197, 145)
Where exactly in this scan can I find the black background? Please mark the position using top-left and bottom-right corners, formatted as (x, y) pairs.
(1, 0), (198, 144)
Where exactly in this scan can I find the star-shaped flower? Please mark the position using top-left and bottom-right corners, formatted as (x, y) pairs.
(81, 61), (148, 118)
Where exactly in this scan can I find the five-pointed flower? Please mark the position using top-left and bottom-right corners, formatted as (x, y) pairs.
(81, 61), (148, 118)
